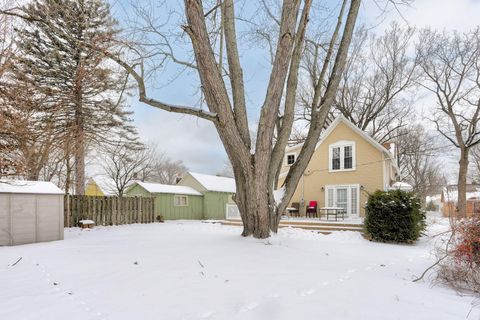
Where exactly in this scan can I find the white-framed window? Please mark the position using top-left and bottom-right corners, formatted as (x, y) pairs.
(285, 152), (296, 166)
(325, 184), (360, 217)
(329, 141), (356, 171)
(174, 195), (188, 206)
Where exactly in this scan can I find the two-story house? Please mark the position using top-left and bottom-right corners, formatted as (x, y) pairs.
(278, 115), (399, 218)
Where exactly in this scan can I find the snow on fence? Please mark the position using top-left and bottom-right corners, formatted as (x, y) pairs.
(64, 195), (155, 227)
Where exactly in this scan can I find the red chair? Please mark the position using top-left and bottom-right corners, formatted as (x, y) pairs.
(306, 201), (318, 218)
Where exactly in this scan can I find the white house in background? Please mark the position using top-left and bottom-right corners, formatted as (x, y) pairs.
(0, 180), (64, 246)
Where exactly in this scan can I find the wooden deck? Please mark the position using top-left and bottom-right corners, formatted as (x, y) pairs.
(217, 219), (364, 234)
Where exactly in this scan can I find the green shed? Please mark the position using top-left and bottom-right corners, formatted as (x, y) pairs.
(126, 181), (204, 220)
(177, 172), (239, 220)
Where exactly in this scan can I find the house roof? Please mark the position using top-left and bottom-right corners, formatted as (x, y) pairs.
(285, 115), (399, 173)
(135, 181), (202, 196)
(188, 172), (236, 193)
(442, 186), (480, 203)
(0, 180), (64, 195)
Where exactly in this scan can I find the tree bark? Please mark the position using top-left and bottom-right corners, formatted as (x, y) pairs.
(457, 147), (469, 219)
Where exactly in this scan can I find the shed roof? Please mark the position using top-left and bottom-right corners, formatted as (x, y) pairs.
(136, 181), (202, 196)
(0, 180), (64, 195)
(188, 172), (236, 193)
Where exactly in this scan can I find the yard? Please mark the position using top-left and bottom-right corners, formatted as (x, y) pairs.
(0, 215), (478, 320)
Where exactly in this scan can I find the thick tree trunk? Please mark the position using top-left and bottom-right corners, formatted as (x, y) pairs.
(456, 147), (469, 219)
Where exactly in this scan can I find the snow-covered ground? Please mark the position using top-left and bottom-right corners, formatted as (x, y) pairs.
(0, 215), (478, 320)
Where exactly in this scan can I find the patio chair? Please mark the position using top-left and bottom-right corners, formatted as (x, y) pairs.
(306, 200), (318, 218)
(287, 202), (300, 217)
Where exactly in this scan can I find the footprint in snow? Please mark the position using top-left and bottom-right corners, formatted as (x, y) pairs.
(238, 303), (258, 313)
(299, 289), (317, 297)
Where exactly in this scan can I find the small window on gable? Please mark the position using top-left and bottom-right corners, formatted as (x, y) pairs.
(329, 142), (355, 171)
(344, 145), (353, 169)
(174, 195), (188, 206)
(332, 147), (341, 170)
(286, 154), (296, 166)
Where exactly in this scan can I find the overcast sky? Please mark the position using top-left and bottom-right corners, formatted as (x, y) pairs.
(118, 0), (480, 176)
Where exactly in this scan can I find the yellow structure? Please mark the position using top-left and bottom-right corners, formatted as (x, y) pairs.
(278, 116), (398, 218)
(85, 178), (109, 197)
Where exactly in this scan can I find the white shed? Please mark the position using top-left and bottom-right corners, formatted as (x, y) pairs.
(0, 180), (64, 246)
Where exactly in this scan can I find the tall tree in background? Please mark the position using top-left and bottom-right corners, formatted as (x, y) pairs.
(417, 28), (480, 218)
(5, 0), (135, 193)
(298, 23), (418, 143)
(149, 153), (188, 185)
(101, 141), (154, 196)
(397, 124), (444, 205)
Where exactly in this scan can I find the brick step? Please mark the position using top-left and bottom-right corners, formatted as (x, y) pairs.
(220, 221), (363, 233)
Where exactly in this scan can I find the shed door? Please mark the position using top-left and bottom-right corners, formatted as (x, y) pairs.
(11, 194), (36, 245)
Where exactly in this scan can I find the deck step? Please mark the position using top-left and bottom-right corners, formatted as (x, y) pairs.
(220, 220), (364, 233)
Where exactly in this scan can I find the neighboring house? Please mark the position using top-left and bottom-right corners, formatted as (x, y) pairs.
(177, 172), (237, 220)
(126, 172), (237, 220)
(441, 184), (480, 218)
(278, 115), (399, 218)
(126, 181), (204, 220)
(85, 177), (117, 196)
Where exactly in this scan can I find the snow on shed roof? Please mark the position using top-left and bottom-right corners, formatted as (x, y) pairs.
(0, 180), (64, 195)
(136, 181), (202, 196)
(189, 172), (236, 193)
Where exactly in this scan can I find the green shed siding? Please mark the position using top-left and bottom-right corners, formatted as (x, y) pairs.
(203, 191), (234, 220)
(154, 194), (203, 220)
(126, 183), (204, 220)
(127, 184), (151, 197)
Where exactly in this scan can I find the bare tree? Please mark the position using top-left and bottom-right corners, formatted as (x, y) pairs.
(417, 28), (480, 218)
(397, 124), (444, 205)
(148, 153), (188, 184)
(298, 23), (418, 144)
(100, 141), (155, 196)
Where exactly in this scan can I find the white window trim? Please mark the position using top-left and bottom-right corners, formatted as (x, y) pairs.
(328, 141), (356, 172)
(324, 184), (360, 217)
(285, 152), (297, 167)
(173, 195), (189, 207)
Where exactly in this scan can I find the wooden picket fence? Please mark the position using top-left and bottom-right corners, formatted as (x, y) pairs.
(64, 195), (155, 227)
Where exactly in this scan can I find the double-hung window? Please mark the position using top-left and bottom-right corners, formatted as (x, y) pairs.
(329, 142), (355, 171)
(174, 195), (188, 206)
(285, 153), (296, 166)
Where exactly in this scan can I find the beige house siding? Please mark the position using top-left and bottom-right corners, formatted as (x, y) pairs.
(278, 121), (395, 217)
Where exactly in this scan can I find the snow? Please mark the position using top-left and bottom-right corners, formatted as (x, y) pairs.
(189, 172), (236, 193)
(0, 180), (63, 195)
(389, 181), (413, 191)
(273, 187), (285, 205)
(78, 220), (95, 225)
(136, 181), (202, 196)
(0, 216), (478, 320)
